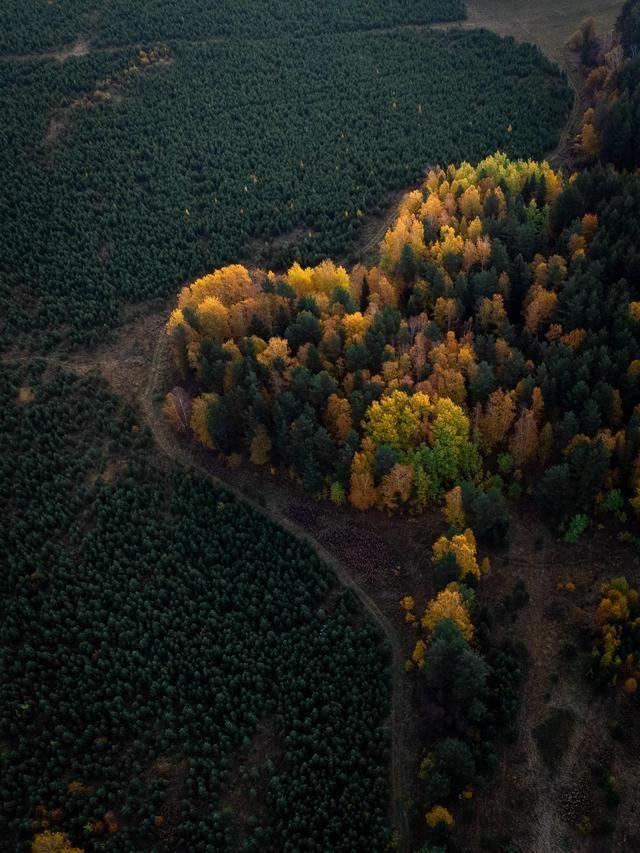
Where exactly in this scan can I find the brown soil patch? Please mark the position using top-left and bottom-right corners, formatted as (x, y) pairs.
(2, 35), (90, 64)
(44, 108), (72, 146)
(17, 386), (35, 404)
(220, 718), (282, 846)
(151, 757), (188, 847)
(54, 37), (90, 63)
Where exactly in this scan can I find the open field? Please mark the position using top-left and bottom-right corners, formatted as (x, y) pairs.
(438, 0), (625, 62)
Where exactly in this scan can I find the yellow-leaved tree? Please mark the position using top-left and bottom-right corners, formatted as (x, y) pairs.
(349, 446), (377, 511)
(421, 583), (473, 640)
(324, 394), (353, 445)
(432, 529), (483, 580)
(363, 390), (431, 453)
(32, 832), (83, 853)
(425, 805), (454, 829)
(190, 393), (217, 449)
(195, 296), (231, 343)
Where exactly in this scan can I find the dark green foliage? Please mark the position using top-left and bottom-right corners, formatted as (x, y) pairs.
(500, 579), (530, 618)
(596, 54), (640, 171)
(619, 0), (640, 56)
(422, 737), (475, 803)
(536, 463), (573, 520)
(0, 27), (570, 345)
(469, 360), (497, 404)
(374, 443), (400, 483)
(563, 513), (589, 543)
(433, 552), (461, 591)
(416, 622), (525, 821)
(484, 640), (527, 742)
(423, 619), (489, 724)
(461, 482), (509, 545)
(536, 436), (610, 525)
(0, 0), (468, 54)
(0, 367), (390, 851)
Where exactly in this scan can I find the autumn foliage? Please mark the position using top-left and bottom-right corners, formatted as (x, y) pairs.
(165, 153), (640, 525)
(592, 577), (640, 693)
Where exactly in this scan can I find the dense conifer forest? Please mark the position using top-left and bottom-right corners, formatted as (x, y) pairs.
(0, 367), (390, 851)
(0, 25), (569, 347)
(0, 0), (466, 54)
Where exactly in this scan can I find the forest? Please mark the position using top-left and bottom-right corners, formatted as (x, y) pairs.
(3, 0), (640, 851)
(165, 153), (640, 538)
(0, 27), (570, 347)
(575, 0), (640, 171)
(0, 0), (466, 54)
(0, 366), (390, 851)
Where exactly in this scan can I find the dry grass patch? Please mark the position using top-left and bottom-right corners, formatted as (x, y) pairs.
(435, 0), (625, 63)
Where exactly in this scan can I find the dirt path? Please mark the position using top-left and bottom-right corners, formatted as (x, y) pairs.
(141, 331), (412, 851)
(547, 51), (582, 171)
(1, 35), (90, 63)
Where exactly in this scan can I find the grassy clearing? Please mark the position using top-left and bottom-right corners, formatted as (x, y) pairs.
(438, 0), (625, 63)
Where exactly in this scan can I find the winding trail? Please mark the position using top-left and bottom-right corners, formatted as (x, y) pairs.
(141, 330), (411, 851)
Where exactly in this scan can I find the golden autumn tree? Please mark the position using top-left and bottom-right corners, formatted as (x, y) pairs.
(430, 397), (471, 448)
(324, 393), (353, 445)
(458, 184), (482, 219)
(380, 212), (426, 271)
(342, 311), (370, 344)
(434, 297), (460, 331)
(530, 386), (545, 424)
(443, 485), (465, 527)
(190, 393), (217, 449)
(425, 805), (454, 829)
(349, 447), (377, 511)
(524, 287), (558, 335)
(432, 529), (481, 580)
(422, 584), (473, 641)
(477, 293), (506, 331)
(196, 296), (231, 343)
(189, 264), (256, 307)
(509, 408), (539, 466)
(363, 390), (431, 453)
(32, 833), (83, 853)
(420, 192), (449, 229)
